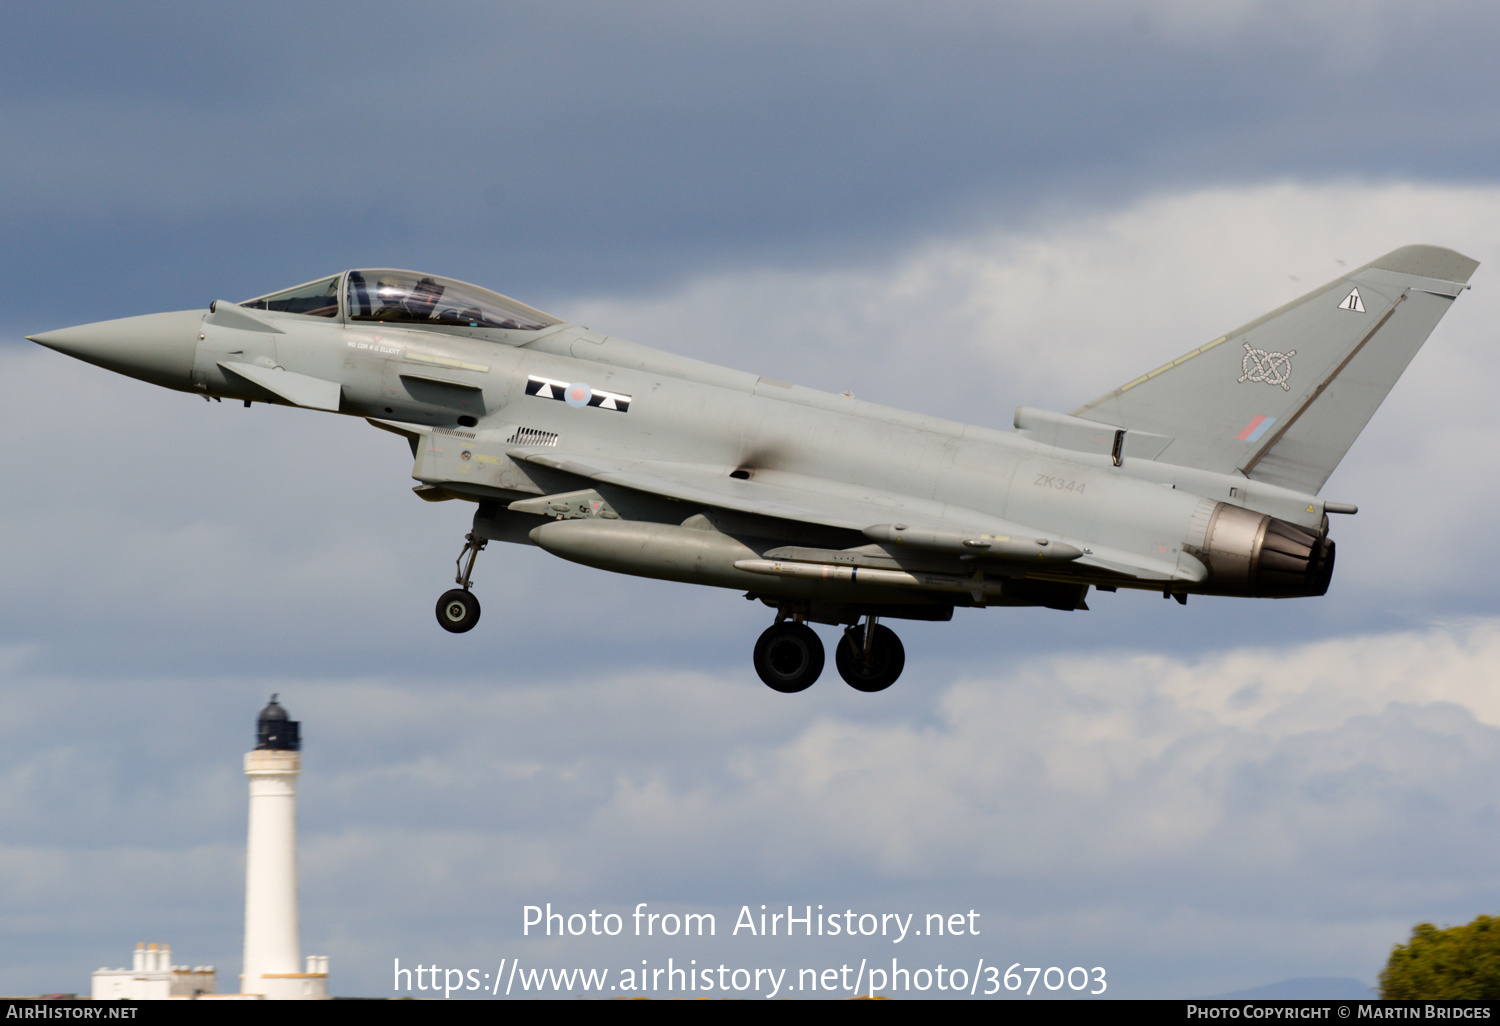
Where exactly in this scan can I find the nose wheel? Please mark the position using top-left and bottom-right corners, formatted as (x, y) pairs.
(435, 531), (486, 634)
(835, 618), (904, 692)
(753, 622), (825, 693)
(436, 588), (481, 633)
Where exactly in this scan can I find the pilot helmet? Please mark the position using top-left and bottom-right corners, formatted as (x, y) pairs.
(375, 276), (409, 309)
(409, 276), (444, 317)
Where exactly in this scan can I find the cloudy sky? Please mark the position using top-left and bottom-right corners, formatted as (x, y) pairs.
(3, 0), (1499, 999)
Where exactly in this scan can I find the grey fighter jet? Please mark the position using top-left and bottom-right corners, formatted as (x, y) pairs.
(29, 246), (1477, 692)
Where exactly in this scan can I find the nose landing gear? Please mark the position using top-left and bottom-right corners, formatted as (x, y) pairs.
(435, 531), (486, 634)
(436, 588), (480, 632)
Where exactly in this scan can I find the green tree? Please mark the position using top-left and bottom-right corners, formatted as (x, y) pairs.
(1381, 915), (1500, 999)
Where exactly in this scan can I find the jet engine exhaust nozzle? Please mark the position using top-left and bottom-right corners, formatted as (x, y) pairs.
(1193, 502), (1335, 598)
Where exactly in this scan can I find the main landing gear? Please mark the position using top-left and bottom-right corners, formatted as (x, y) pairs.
(835, 618), (905, 693)
(753, 622), (824, 693)
(752, 614), (905, 693)
(435, 532), (486, 634)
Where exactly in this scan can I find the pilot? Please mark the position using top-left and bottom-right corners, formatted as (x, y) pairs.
(407, 277), (445, 321)
(372, 276), (413, 321)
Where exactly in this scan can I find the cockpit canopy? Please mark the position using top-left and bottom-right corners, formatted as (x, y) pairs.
(242, 274), (341, 318)
(346, 270), (560, 330)
(240, 270), (561, 331)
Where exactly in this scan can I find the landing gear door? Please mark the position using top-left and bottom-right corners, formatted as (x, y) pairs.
(412, 429), (541, 495)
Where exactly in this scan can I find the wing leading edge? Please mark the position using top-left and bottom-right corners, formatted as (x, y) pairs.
(1071, 245), (1478, 494)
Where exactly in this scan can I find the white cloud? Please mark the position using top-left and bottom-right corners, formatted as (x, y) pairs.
(5, 619), (1498, 996)
(570, 181), (1499, 416)
(350, 617), (1500, 994)
(568, 181), (1500, 599)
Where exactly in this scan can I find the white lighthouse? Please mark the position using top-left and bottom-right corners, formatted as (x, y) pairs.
(241, 696), (329, 1000)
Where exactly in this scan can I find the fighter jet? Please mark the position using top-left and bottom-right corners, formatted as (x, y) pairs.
(28, 246), (1476, 692)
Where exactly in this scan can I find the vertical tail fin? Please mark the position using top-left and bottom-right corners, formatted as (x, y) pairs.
(1071, 245), (1477, 493)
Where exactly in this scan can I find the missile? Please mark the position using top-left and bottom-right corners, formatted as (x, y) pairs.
(734, 558), (1010, 599)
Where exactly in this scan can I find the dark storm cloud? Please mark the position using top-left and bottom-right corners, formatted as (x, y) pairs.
(4, 0), (1500, 323)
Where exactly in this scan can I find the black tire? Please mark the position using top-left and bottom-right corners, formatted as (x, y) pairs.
(435, 588), (481, 633)
(835, 623), (905, 692)
(753, 622), (824, 693)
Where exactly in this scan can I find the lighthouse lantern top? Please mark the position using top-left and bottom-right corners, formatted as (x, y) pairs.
(255, 695), (301, 751)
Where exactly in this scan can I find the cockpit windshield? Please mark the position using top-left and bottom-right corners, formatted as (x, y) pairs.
(241, 274), (341, 318)
(346, 270), (561, 331)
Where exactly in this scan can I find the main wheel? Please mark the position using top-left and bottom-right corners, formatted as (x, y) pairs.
(835, 623), (905, 692)
(435, 588), (481, 633)
(753, 622), (825, 693)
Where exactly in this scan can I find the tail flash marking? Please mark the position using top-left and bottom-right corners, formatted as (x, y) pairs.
(1235, 415), (1276, 443)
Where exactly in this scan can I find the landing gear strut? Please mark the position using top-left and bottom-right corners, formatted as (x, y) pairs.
(435, 532), (486, 634)
(835, 616), (905, 692)
(753, 621), (824, 693)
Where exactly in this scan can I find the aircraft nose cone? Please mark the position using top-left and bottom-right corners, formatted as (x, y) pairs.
(29, 309), (203, 392)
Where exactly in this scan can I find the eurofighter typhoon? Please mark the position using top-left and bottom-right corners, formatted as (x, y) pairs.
(29, 246), (1476, 692)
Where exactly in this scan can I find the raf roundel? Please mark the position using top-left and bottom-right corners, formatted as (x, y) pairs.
(525, 374), (632, 413)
